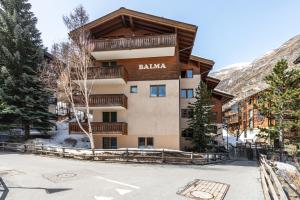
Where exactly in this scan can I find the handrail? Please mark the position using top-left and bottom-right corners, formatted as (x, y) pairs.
(69, 122), (128, 135)
(94, 34), (176, 51)
(86, 65), (128, 81)
(73, 94), (128, 108)
(259, 154), (289, 200)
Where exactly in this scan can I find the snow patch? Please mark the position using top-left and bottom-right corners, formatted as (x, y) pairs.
(27, 121), (90, 149)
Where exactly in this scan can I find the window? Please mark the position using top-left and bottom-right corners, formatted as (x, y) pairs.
(130, 85), (138, 93)
(102, 61), (117, 67)
(186, 70), (193, 78)
(103, 137), (117, 149)
(210, 112), (217, 123)
(248, 98), (252, 105)
(182, 128), (193, 138)
(138, 137), (154, 148)
(150, 85), (166, 97)
(249, 110), (253, 129)
(181, 89), (193, 98)
(181, 69), (193, 78)
(103, 112), (117, 122)
(181, 109), (193, 118)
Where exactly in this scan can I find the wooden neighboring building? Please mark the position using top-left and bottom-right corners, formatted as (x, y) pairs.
(69, 7), (232, 150)
(223, 91), (299, 143)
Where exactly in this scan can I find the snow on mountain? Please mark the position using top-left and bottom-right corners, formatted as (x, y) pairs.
(210, 34), (300, 108)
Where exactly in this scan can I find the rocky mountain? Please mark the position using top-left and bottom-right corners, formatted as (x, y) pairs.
(210, 34), (300, 107)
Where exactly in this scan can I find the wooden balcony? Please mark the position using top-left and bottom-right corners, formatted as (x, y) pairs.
(93, 34), (176, 51)
(73, 94), (127, 109)
(86, 66), (128, 82)
(69, 122), (128, 135)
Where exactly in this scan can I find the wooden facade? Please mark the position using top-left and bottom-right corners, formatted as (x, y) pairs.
(223, 91), (299, 142)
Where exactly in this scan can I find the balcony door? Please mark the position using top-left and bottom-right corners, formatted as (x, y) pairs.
(103, 112), (117, 122)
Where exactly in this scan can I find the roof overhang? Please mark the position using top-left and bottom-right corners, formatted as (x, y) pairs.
(71, 7), (197, 63)
(189, 55), (215, 78)
(212, 89), (234, 104)
(204, 76), (220, 89)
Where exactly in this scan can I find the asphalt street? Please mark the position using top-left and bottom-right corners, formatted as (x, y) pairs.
(0, 152), (263, 200)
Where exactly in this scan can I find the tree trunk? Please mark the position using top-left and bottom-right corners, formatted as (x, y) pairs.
(89, 133), (95, 149)
(279, 117), (284, 162)
(24, 123), (30, 140)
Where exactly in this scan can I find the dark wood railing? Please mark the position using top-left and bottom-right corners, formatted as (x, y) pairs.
(86, 66), (128, 81)
(69, 122), (128, 135)
(73, 94), (127, 108)
(94, 34), (176, 51)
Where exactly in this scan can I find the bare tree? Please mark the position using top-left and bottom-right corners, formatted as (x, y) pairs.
(51, 5), (96, 149)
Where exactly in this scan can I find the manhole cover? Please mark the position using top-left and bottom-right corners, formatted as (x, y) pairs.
(56, 173), (77, 178)
(177, 179), (230, 200)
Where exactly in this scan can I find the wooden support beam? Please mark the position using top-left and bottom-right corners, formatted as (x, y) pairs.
(121, 15), (127, 27)
(129, 16), (135, 31)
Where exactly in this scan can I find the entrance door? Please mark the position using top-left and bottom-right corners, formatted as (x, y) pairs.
(103, 137), (117, 149)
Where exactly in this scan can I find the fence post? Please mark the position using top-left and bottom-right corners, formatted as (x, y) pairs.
(1, 142), (4, 151)
(207, 153), (209, 163)
(126, 148), (129, 162)
(41, 144), (44, 155)
(91, 148), (95, 160)
(62, 147), (65, 158)
(190, 152), (194, 164)
(24, 144), (27, 153)
(162, 149), (165, 163)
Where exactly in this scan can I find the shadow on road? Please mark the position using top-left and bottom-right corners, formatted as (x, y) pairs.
(8, 186), (72, 194)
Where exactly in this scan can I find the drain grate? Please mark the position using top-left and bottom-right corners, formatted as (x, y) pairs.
(177, 179), (230, 200)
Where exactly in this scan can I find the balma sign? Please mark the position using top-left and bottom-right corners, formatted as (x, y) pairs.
(138, 63), (166, 70)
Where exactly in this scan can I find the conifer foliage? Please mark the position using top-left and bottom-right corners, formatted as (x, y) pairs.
(0, 0), (54, 138)
(258, 59), (300, 159)
(187, 81), (213, 152)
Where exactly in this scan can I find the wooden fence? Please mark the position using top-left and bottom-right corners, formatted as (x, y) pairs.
(259, 154), (289, 200)
(0, 142), (228, 165)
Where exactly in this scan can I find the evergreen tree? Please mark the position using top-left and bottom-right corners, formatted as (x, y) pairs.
(187, 81), (213, 152)
(258, 59), (300, 160)
(0, 0), (54, 139)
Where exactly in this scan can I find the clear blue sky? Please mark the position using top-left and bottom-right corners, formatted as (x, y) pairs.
(29, 0), (300, 71)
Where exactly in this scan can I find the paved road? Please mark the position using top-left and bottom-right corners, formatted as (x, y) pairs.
(0, 152), (263, 200)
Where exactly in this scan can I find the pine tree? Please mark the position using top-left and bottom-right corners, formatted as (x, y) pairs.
(0, 0), (54, 139)
(187, 81), (213, 152)
(258, 59), (300, 160)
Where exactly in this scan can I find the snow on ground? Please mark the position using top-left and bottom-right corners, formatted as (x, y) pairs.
(275, 161), (298, 173)
(222, 129), (242, 147)
(27, 121), (90, 148)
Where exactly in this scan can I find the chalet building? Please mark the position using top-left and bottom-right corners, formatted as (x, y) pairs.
(68, 8), (232, 150)
(223, 91), (299, 144)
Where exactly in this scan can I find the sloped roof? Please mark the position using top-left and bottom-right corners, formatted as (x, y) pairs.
(74, 7), (198, 63)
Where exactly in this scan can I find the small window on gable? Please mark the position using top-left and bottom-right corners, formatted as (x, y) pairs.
(181, 69), (193, 78)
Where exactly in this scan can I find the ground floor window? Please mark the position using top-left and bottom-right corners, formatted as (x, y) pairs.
(103, 137), (117, 149)
(138, 137), (154, 148)
(182, 128), (193, 138)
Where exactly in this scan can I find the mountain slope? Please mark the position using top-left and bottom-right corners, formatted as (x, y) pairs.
(210, 34), (300, 106)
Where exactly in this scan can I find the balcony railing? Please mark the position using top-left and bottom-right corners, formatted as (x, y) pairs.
(86, 66), (128, 81)
(69, 122), (128, 135)
(93, 34), (176, 51)
(73, 94), (127, 108)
